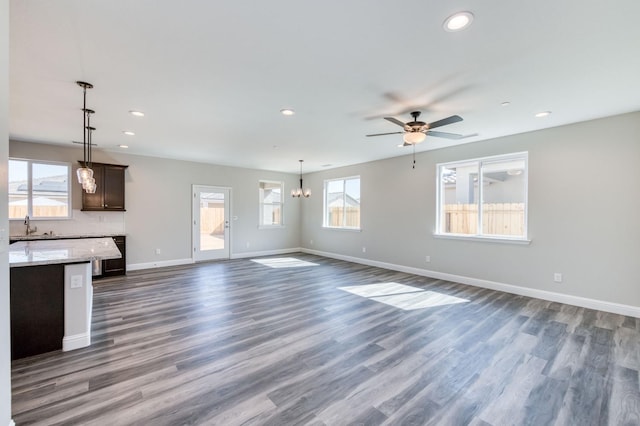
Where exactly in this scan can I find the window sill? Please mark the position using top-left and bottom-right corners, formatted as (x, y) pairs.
(258, 225), (285, 230)
(433, 233), (531, 245)
(322, 226), (362, 232)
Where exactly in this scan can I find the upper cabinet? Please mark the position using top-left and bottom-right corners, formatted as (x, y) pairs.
(80, 162), (128, 211)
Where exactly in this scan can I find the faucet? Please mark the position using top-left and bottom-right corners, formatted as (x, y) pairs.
(24, 215), (37, 235)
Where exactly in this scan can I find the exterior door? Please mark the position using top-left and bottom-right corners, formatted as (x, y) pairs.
(192, 185), (230, 261)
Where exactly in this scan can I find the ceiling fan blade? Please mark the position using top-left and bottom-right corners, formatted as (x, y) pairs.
(366, 131), (404, 137)
(426, 130), (476, 140)
(384, 117), (409, 128)
(426, 115), (463, 130)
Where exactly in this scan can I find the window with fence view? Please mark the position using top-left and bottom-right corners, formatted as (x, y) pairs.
(324, 176), (360, 229)
(437, 152), (527, 239)
(259, 180), (283, 227)
(9, 159), (71, 220)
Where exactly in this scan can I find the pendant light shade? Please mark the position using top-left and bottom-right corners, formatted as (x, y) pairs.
(291, 160), (310, 198)
(76, 167), (93, 183)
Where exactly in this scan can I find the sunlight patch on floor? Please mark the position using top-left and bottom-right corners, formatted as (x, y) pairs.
(251, 257), (319, 268)
(338, 282), (469, 310)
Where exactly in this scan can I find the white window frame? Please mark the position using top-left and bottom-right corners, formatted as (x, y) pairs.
(8, 158), (72, 220)
(323, 175), (361, 230)
(435, 152), (529, 243)
(258, 180), (284, 228)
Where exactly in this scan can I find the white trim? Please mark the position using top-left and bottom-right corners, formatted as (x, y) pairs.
(258, 225), (286, 230)
(433, 233), (531, 245)
(230, 247), (302, 259)
(62, 332), (91, 351)
(321, 226), (362, 232)
(8, 420), (15, 426)
(127, 258), (194, 271)
(301, 248), (640, 318)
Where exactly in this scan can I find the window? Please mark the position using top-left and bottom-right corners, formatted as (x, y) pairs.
(436, 152), (528, 240)
(323, 176), (360, 229)
(259, 180), (283, 227)
(9, 158), (72, 220)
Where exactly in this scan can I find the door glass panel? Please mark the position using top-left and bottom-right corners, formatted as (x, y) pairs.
(199, 192), (225, 251)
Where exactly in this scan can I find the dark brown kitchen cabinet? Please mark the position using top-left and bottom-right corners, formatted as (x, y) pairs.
(101, 235), (126, 277)
(80, 162), (128, 211)
(10, 264), (65, 359)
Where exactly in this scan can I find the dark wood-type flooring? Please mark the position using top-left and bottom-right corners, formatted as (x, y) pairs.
(11, 253), (640, 425)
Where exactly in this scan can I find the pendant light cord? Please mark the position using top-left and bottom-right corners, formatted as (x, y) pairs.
(82, 85), (87, 167)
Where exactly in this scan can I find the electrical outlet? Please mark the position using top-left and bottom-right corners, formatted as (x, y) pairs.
(155, 248), (161, 255)
(70, 275), (83, 289)
(246, 242), (251, 248)
(362, 247), (366, 253)
(425, 255), (431, 263)
(310, 239), (313, 245)
(553, 272), (562, 283)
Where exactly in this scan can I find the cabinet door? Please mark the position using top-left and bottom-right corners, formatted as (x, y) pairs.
(103, 165), (125, 210)
(102, 236), (126, 276)
(82, 163), (105, 210)
(10, 264), (65, 359)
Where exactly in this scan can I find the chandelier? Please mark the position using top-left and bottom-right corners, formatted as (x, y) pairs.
(291, 160), (310, 198)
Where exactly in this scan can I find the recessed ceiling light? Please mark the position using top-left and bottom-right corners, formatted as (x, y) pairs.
(129, 110), (145, 117)
(501, 101), (511, 107)
(443, 11), (474, 32)
(123, 131), (135, 136)
(280, 108), (295, 116)
(119, 144), (129, 149)
(535, 111), (552, 118)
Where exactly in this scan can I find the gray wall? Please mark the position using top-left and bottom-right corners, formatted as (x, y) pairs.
(8, 142), (302, 266)
(0, 0), (12, 422)
(301, 112), (640, 308)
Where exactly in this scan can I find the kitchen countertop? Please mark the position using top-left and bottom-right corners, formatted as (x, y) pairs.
(9, 237), (122, 267)
(10, 233), (125, 241)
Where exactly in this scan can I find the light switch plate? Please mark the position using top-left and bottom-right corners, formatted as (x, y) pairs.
(70, 275), (83, 289)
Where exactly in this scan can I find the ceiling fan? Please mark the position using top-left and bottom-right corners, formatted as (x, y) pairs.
(367, 111), (471, 146)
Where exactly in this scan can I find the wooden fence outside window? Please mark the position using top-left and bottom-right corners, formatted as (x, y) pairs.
(444, 203), (524, 236)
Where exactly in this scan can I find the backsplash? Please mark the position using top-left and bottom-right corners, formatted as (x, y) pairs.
(9, 210), (125, 237)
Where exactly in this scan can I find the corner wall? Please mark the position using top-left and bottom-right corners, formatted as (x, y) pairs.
(301, 112), (640, 311)
(1, 0), (13, 422)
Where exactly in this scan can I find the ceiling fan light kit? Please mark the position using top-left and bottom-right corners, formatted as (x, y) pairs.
(403, 131), (426, 145)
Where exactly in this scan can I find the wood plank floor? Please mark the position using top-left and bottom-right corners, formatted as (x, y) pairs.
(11, 253), (640, 425)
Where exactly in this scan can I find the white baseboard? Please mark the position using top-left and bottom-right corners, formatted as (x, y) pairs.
(62, 332), (90, 352)
(301, 248), (640, 318)
(127, 249), (302, 271)
(127, 258), (194, 271)
(230, 247), (302, 259)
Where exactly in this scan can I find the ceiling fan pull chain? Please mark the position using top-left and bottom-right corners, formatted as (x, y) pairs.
(413, 145), (416, 169)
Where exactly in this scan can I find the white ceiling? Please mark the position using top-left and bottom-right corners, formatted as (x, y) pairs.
(9, 1), (640, 174)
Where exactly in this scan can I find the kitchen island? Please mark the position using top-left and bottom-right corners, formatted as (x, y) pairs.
(9, 238), (121, 359)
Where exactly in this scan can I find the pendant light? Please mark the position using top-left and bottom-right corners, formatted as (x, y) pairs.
(76, 81), (94, 188)
(83, 113), (97, 194)
(291, 160), (311, 198)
